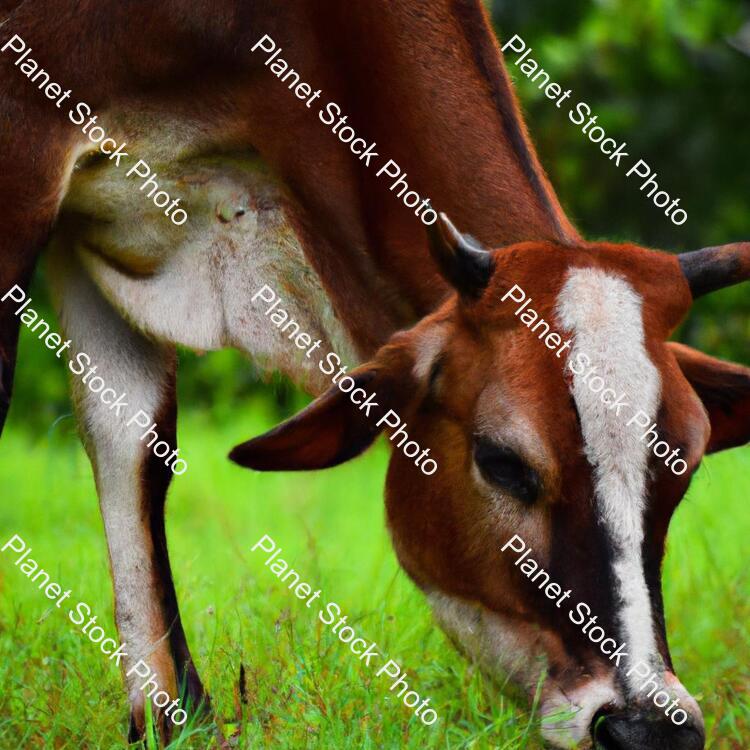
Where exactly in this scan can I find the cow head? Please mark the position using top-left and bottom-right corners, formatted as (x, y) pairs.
(230, 214), (750, 749)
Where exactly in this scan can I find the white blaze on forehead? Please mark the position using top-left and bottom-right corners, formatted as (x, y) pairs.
(556, 268), (662, 694)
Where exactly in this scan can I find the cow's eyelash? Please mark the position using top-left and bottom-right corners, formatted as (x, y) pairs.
(427, 357), (443, 392)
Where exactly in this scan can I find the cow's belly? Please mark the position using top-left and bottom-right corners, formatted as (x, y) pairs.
(48, 114), (358, 395)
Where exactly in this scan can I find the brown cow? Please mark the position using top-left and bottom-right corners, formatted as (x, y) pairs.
(1, 1), (748, 748)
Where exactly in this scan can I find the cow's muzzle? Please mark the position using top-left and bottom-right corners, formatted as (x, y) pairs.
(592, 707), (705, 750)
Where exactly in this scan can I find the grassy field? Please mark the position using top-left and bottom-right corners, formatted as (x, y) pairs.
(0, 375), (748, 749)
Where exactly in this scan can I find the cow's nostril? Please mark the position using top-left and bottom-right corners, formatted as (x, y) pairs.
(592, 710), (622, 750)
(593, 710), (705, 750)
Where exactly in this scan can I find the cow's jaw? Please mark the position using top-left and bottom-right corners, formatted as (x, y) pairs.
(427, 591), (620, 748)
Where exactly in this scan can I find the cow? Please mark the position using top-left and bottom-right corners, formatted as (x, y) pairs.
(1, 1), (748, 748)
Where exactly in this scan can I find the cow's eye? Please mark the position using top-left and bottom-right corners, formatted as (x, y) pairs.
(473, 437), (539, 504)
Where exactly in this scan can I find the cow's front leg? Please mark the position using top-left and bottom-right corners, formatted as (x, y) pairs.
(49, 249), (208, 742)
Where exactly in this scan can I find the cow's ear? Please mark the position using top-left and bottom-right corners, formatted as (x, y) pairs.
(229, 340), (420, 471)
(668, 342), (750, 453)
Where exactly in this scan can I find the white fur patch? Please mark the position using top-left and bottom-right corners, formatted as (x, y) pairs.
(427, 591), (546, 692)
(541, 678), (620, 749)
(57, 121), (358, 398)
(47, 246), (178, 705)
(411, 324), (447, 382)
(556, 269), (662, 694)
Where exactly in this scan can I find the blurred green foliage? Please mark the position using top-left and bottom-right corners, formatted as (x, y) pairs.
(491, 0), (750, 362)
(9, 1), (749, 432)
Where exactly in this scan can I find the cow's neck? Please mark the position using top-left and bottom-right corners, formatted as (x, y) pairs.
(48, 1), (578, 373)
(245, 0), (579, 356)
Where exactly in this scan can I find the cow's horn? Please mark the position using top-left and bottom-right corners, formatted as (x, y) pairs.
(427, 212), (494, 299)
(679, 242), (750, 299)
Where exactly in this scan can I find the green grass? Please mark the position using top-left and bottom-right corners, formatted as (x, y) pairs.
(0, 392), (748, 750)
